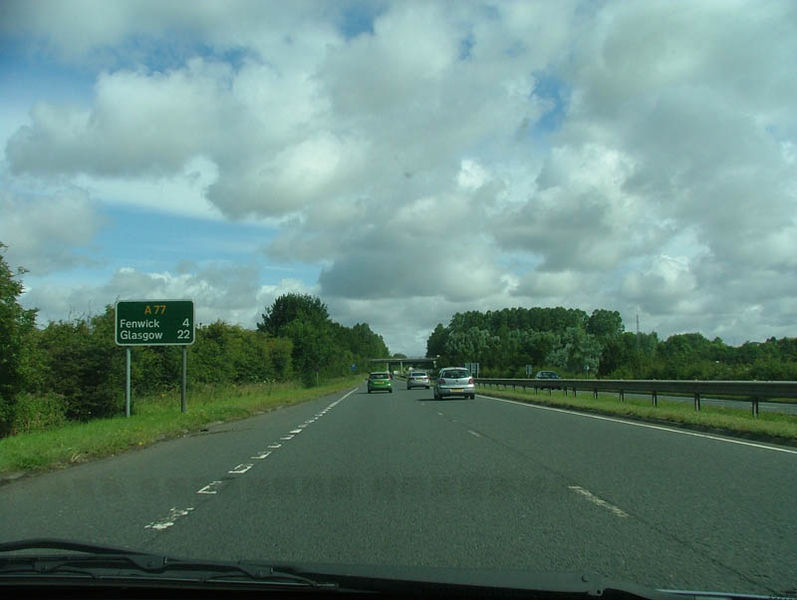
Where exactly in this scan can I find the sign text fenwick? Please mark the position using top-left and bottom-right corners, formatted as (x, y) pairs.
(115, 300), (195, 346)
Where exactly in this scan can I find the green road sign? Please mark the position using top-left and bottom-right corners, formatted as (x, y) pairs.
(115, 300), (195, 346)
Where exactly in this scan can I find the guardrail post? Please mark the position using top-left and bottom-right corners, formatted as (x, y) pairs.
(573, 386), (577, 397)
(752, 397), (759, 417)
(652, 391), (657, 407)
(593, 388), (598, 399)
(548, 387), (552, 395)
(694, 393), (701, 411)
(619, 390), (624, 403)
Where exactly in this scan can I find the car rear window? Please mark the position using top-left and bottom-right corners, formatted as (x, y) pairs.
(371, 373), (389, 380)
(411, 372), (426, 377)
(442, 370), (469, 379)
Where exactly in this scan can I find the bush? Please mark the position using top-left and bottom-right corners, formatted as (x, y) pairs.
(12, 392), (67, 434)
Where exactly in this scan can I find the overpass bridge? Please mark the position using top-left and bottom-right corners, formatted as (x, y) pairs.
(369, 357), (439, 372)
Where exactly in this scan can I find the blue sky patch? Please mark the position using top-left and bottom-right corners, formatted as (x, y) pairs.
(338, 1), (387, 39)
(531, 71), (570, 136)
(92, 205), (317, 285)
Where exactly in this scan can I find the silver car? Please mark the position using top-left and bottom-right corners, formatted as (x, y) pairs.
(406, 370), (431, 389)
(433, 367), (475, 400)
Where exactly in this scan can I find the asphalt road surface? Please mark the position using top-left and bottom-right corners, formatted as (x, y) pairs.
(1, 383), (796, 596)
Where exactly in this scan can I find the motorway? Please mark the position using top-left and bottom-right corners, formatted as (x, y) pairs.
(1, 382), (796, 595)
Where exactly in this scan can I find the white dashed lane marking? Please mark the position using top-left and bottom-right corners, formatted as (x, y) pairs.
(148, 387), (357, 531)
(568, 485), (629, 518)
(228, 463), (254, 474)
(196, 481), (222, 495)
(145, 507), (194, 531)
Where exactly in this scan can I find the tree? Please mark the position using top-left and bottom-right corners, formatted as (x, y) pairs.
(35, 311), (122, 421)
(587, 309), (624, 339)
(0, 244), (37, 435)
(257, 293), (329, 336)
(545, 327), (602, 375)
(426, 324), (448, 358)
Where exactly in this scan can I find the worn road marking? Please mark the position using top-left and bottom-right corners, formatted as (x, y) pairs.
(280, 435), (294, 441)
(289, 429), (302, 434)
(569, 486), (629, 518)
(468, 430), (482, 438)
(197, 481), (222, 495)
(268, 443), (282, 449)
(251, 451), (272, 460)
(488, 396), (797, 455)
(145, 506), (194, 531)
(228, 463), (253, 474)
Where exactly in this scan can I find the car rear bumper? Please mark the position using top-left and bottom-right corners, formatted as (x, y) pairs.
(436, 385), (475, 397)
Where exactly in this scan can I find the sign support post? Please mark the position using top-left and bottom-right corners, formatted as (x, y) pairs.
(181, 346), (187, 413)
(126, 347), (131, 418)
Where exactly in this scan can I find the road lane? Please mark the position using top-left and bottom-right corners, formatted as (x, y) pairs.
(455, 393), (797, 594)
(1, 381), (794, 596)
(0, 390), (352, 547)
(142, 384), (794, 594)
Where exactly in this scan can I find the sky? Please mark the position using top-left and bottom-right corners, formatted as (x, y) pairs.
(1, 0), (796, 356)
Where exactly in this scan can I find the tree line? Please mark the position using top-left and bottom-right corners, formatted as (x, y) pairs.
(426, 306), (797, 381)
(0, 245), (388, 436)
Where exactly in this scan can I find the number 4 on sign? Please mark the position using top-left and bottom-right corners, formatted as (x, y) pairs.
(182, 319), (190, 327)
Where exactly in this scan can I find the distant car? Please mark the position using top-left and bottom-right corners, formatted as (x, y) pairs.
(367, 372), (393, 393)
(434, 367), (475, 400)
(406, 371), (430, 389)
(534, 370), (561, 389)
(534, 370), (560, 380)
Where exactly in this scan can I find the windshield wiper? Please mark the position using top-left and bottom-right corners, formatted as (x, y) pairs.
(4, 539), (791, 600)
(0, 538), (338, 590)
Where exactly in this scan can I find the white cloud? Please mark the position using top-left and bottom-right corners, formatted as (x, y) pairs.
(21, 262), (314, 329)
(0, 182), (104, 274)
(73, 156), (221, 219)
(4, 0), (797, 353)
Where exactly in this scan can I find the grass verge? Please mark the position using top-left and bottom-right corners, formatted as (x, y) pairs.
(477, 384), (797, 445)
(0, 377), (362, 478)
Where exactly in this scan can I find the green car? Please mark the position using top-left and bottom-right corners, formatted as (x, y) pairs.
(367, 372), (393, 393)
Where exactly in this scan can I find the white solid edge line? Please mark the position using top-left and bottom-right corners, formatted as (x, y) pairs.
(482, 394), (797, 455)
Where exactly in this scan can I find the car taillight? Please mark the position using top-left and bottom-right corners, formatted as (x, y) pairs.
(468, 377), (474, 384)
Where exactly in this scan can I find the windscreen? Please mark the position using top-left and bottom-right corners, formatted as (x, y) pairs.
(1, 3), (795, 598)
